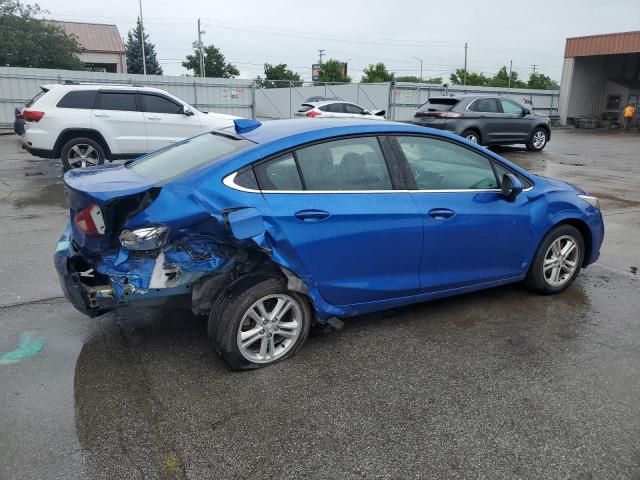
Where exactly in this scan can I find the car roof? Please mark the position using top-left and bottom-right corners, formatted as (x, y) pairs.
(41, 83), (170, 94)
(305, 100), (356, 107)
(239, 118), (425, 144)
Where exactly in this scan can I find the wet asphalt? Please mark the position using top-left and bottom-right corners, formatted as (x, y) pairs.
(0, 130), (639, 479)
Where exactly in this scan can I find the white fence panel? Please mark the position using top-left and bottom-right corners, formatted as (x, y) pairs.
(0, 66), (255, 127)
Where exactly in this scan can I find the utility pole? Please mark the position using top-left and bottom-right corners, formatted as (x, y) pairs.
(508, 60), (513, 92)
(138, 0), (146, 75)
(463, 42), (468, 86)
(413, 57), (423, 82)
(318, 49), (325, 65)
(531, 64), (538, 74)
(197, 18), (206, 77)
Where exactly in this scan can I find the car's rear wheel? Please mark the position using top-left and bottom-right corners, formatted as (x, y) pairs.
(526, 127), (548, 151)
(208, 275), (312, 370)
(526, 224), (584, 294)
(461, 129), (480, 144)
(61, 137), (105, 171)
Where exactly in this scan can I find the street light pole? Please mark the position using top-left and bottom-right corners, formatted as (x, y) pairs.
(138, 0), (146, 75)
(413, 57), (423, 82)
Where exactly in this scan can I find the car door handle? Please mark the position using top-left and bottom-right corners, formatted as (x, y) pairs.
(294, 209), (330, 221)
(428, 208), (455, 220)
(94, 113), (109, 118)
(147, 115), (162, 120)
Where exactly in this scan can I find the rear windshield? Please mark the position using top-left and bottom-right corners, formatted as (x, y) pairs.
(298, 104), (314, 112)
(417, 98), (459, 112)
(25, 88), (48, 108)
(126, 132), (253, 182)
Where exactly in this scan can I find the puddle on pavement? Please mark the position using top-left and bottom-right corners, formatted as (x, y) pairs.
(12, 181), (66, 208)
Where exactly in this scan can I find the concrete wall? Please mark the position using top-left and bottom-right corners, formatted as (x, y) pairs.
(0, 66), (255, 127)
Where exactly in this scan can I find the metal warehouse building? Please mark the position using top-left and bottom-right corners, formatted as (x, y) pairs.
(559, 30), (640, 126)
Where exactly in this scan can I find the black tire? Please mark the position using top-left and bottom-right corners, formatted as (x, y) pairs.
(526, 127), (548, 152)
(461, 129), (480, 145)
(60, 137), (105, 171)
(208, 275), (312, 370)
(526, 224), (585, 294)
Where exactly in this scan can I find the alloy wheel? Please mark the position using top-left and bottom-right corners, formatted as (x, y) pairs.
(543, 235), (580, 287)
(236, 294), (303, 364)
(466, 134), (478, 143)
(532, 130), (546, 149)
(68, 144), (100, 168)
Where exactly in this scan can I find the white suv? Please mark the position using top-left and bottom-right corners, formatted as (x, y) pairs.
(22, 83), (239, 170)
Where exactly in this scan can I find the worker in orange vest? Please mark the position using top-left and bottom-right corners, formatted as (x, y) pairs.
(623, 103), (635, 131)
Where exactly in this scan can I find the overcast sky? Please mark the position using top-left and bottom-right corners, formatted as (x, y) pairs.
(36, 0), (640, 82)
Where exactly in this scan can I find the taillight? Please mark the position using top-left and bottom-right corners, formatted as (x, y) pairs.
(74, 204), (106, 235)
(23, 110), (45, 122)
(306, 110), (321, 117)
(415, 111), (463, 119)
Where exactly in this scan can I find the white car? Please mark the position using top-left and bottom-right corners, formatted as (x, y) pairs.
(21, 83), (239, 170)
(296, 101), (386, 120)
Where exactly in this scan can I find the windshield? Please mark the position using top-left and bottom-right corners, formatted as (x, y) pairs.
(126, 132), (253, 182)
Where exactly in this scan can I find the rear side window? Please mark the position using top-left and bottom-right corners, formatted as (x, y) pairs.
(319, 103), (343, 113)
(127, 132), (253, 182)
(57, 90), (97, 109)
(417, 98), (459, 112)
(255, 153), (303, 191)
(95, 92), (138, 112)
(468, 98), (500, 113)
(296, 137), (392, 191)
(395, 136), (498, 190)
(140, 94), (183, 114)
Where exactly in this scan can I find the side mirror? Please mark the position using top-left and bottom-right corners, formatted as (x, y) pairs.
(181, 106), (194, 116)
(501, 173), (524, 201)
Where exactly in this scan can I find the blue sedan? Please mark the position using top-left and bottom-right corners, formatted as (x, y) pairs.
(54, 118), (604, 370)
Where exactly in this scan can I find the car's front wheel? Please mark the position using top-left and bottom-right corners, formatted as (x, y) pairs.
(208, 275), (312, 370)
(526, 127), (548, 152)
(526, 224), (584, 294)
(61, 137), (105, 171)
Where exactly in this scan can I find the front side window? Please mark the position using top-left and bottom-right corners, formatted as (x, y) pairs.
(255, 153), (303, 191)
(468, 98), (500, 113)
(296, 137), (392, 191)
(343, 104), (365, 114)
(95, 92), (138, 112)
(127, 132), (253, 182)
(395, 136), (498, 190)
(140, 94), (183, 114)
(500, 99), (524, 115)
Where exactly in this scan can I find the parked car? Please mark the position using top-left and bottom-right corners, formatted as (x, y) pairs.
(21, 83), (238, 170)
(413, 95), (551, 151)
(296, 100), (386, 120)
(54, 118), (604, 370)
(14, 107), (25, 135)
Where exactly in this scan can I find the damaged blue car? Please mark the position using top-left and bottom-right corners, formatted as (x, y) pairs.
(54, 118), (604, 369)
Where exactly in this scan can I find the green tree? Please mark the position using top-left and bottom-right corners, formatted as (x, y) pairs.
(449, 69), (489, 86)
(125, 17), (163, 75)
(488, 66), (526, 88)
(0, 0), (83, 69)
(316, 59), (351, 84)
(361, 63), (394, 83)
(255, 63), (302, 88)
(396, 75), (443, 84)
(183, 44), (239, 78)
(527, 72), (559, 90)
